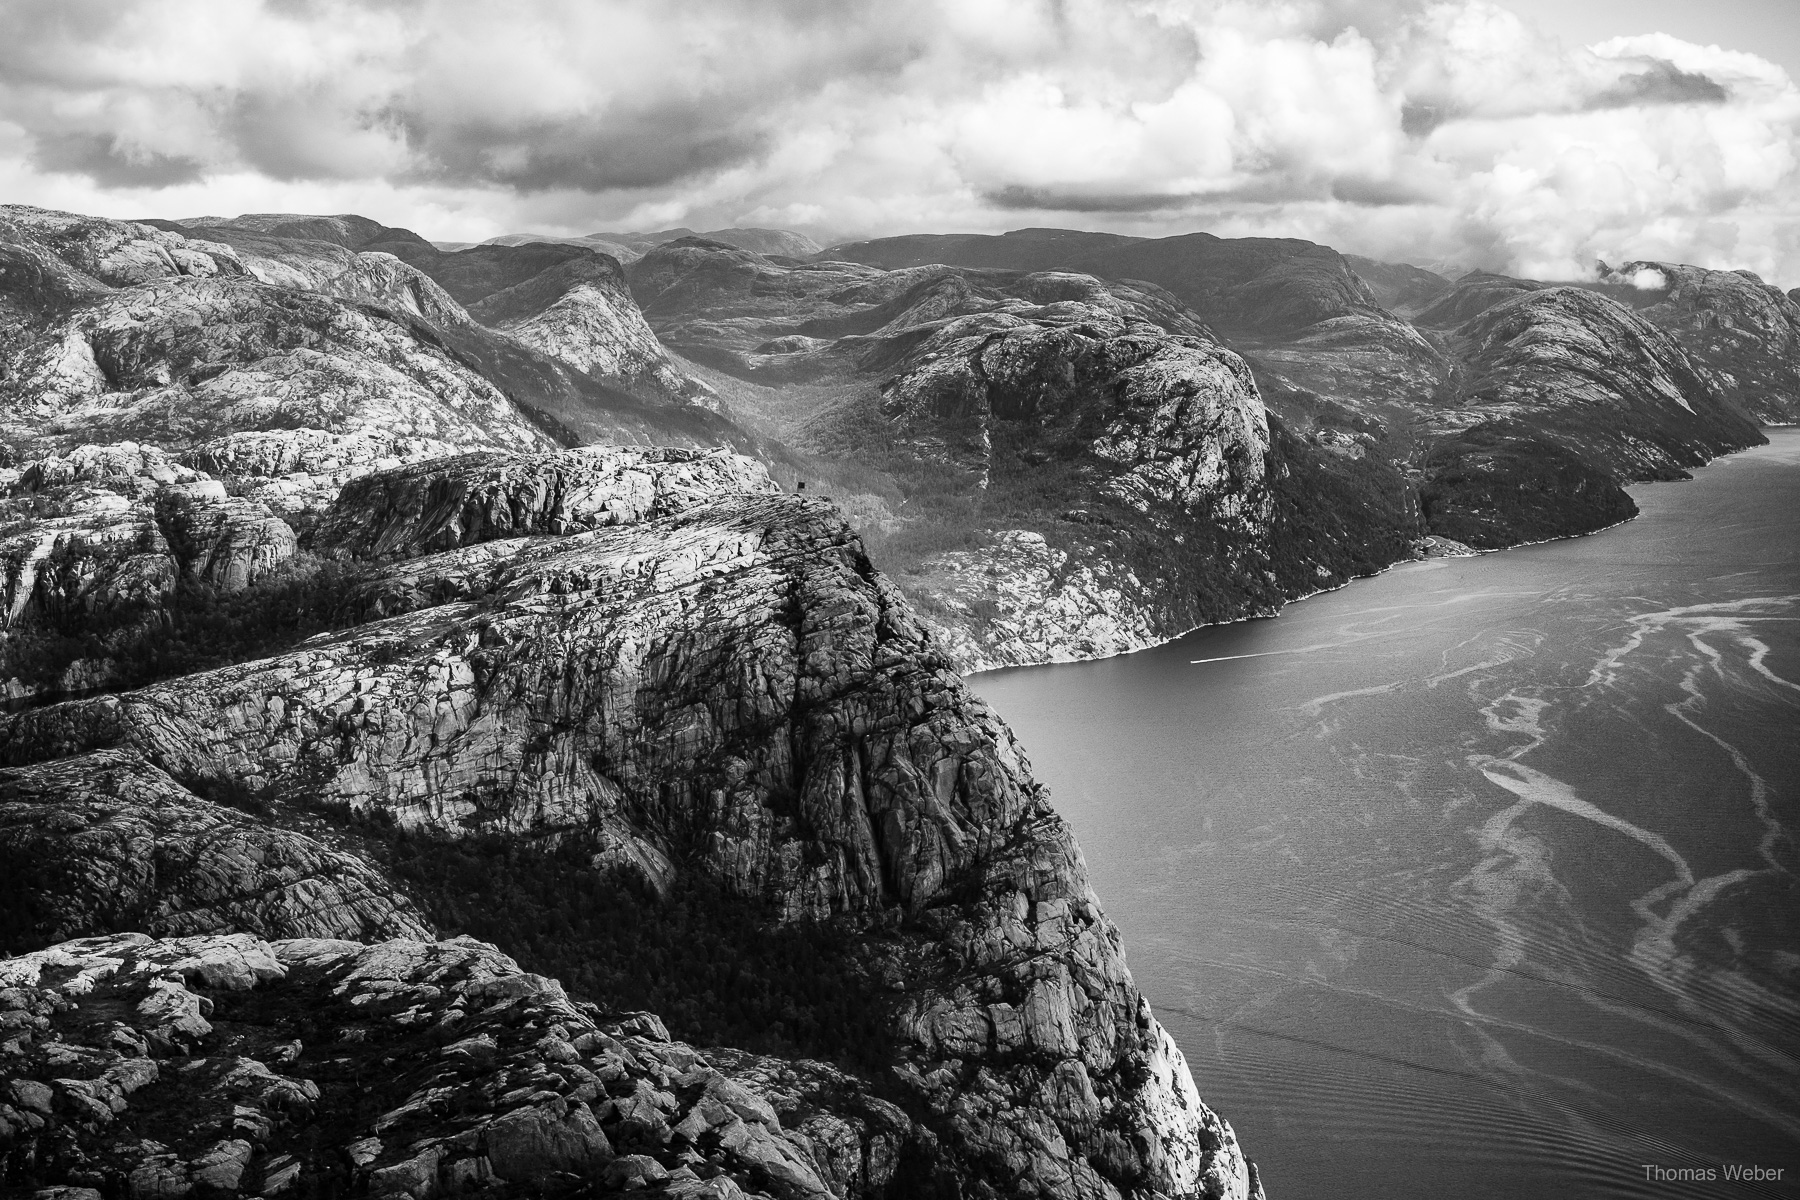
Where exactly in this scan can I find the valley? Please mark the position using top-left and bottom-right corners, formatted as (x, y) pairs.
(1, 198), (1793, 1200)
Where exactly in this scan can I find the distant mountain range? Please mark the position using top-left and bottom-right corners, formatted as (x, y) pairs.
(449, 225), (824, 262)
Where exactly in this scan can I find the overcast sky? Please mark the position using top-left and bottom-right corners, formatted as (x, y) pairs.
(3, 0), (1798, 281)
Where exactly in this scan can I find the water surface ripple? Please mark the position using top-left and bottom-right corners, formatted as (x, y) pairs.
(971, 430), (1800, 1199)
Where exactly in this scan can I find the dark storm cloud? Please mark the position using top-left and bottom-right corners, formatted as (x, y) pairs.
(1329, 176), (1433, 206)
(1400, 103), (1446, 137)
(0, 0), (931, 194)
(391, 103), (771, 192)
(983, 186), (1205, 214)
(30, 131), (205, 188)
(1589, 59), (1730, 109)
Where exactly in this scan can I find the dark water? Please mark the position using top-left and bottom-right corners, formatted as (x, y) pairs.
(971, 430), (1800, 1199)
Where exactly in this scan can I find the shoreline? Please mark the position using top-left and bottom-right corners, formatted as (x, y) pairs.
(965, 431), (1790, 680)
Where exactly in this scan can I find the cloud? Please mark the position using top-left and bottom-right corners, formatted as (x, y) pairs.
(1589, 59), (1728, 109)
(30, 130), (203, 186)
(0, 0), (1797, 283)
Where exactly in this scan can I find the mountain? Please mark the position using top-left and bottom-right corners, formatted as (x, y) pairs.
(827, 228), (1455, 465)
(166, 216), (720, 414)
(1592, 260), (1800, 424)
(630, 236), (1417, 671)
(824, 225), (1771, 552)
(482, 227), (825, 264)
(1419, 285), (1762, 545)
(0, 205), (1267, 1199)
(828, 228), (1400, 332)
(1343, 255), (1454, 317)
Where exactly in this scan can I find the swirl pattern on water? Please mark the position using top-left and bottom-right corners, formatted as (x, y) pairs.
(972, 432), (1800, 1199)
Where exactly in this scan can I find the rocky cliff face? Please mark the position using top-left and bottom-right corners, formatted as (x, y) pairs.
(0, 443), (300, 703)
(314, 445), (778, 561)
(0, 452), (1265, 1199)
(1594, 260), (1800, 424)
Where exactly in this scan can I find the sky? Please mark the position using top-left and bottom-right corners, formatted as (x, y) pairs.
(2, 0), (1798, 282)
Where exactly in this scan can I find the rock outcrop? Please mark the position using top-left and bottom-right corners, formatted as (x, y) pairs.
(161, 220), (475, 330)
(870, 273), (1271, 507)
(1, 204), (556, 489)
(0, 482), (1264, 1199)
(0, 931), (911, 1199)
(314, 445), (778, 560)
(0, 443), (297, 700)
(0, 751), (433, 948)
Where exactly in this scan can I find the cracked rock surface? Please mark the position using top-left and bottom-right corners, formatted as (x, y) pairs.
(0, 750), (434, 947)
(0, 932), (913, 1199)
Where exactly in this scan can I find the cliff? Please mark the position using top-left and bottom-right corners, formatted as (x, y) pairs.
(1418, 286), (1765, 546)
(0, 436), (1266, 1198)
(1595, 260), (1800, 424)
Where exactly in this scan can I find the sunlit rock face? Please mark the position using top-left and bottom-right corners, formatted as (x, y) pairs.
(0, 205), (557, 497)
(872, 274), (1272, 511)
(0, 443), (301, 704)
(314, 444), (779, 560)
